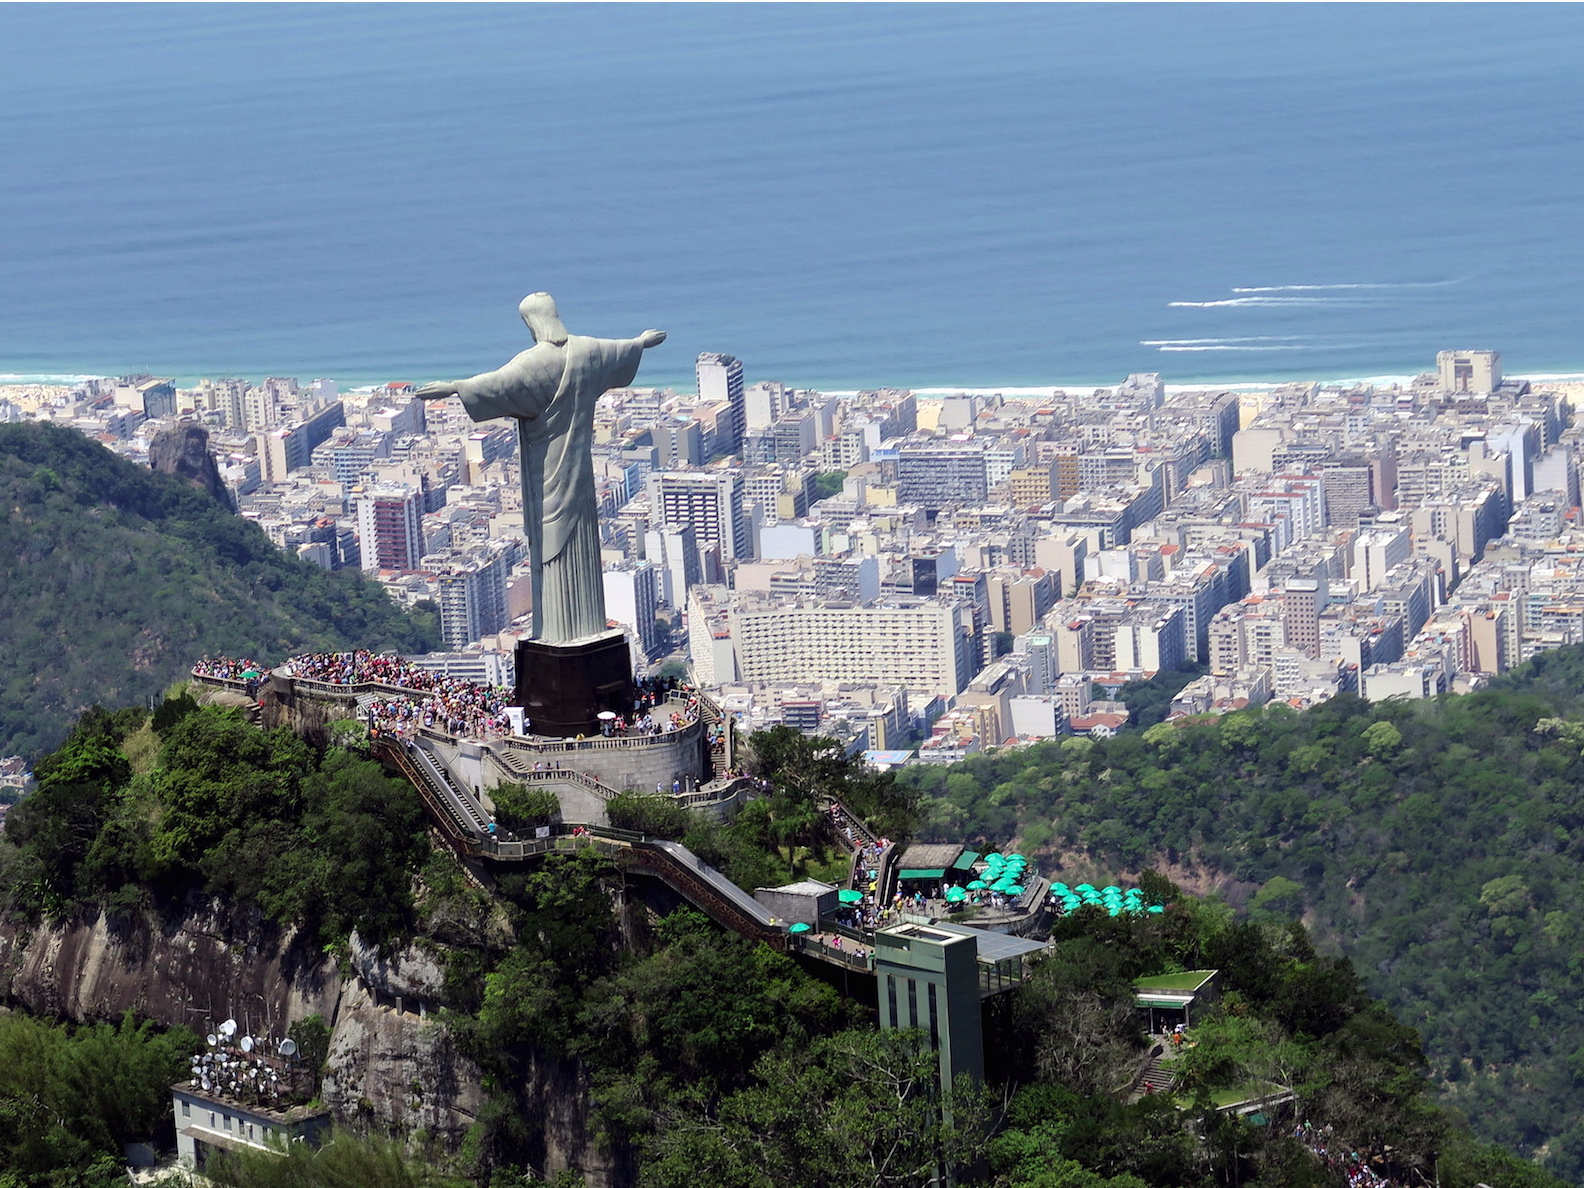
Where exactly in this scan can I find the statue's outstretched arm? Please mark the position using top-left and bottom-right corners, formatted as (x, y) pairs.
(637, 329), (667, 349)
(413, 380), (462, 401)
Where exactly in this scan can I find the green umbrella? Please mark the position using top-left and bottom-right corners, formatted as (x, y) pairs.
(1004, 884), (1024, 896)
(991, 880), (1015, 892)
(984, 855), (1004, 866)
(788, 922), (811, 934)
(1107, 903), (1122, 916)
(1147, 904), (1165, 913)
(967, 880), (988, 890)
(945, 887), (968, 901)
(241, 669), (262, 679)
(1052, 882), (1070, 894)
(1075, 883), (1096, 893)
(838, 889), (864, 904)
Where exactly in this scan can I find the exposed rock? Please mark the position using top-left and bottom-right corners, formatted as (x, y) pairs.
(348, 933), (447, 1004)
(0, 897), (337, 1028)
(148, 421), (232, 510)
(0, 901), (619, 1181)
(321, 977), (483, 1148)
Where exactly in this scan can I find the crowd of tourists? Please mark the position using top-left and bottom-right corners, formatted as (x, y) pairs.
(284, 651), (512, 741)
(193, 650), (709, 745)
(191, 656), (266, 682)
(1291, 1123), (1406, 1188)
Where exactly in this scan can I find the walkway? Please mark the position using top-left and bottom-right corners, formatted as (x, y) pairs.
(373, 736), (783, 947)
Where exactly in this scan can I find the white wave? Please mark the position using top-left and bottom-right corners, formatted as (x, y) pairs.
(1230, 279), (1467, 293)
(1154, 344), (1309, 352)
(0, 373), (107, 385)
(1140, 336), (1299, 346)
(1168, 296), (1371, 308)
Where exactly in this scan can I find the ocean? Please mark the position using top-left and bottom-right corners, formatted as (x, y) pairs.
(2, 3), (1582, 393)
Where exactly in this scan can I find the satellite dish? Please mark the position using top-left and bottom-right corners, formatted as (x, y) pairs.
(201, 1076), (212, 1091)
(279, 1038), (298, 1057)
(206, 1034), (218, 1047)
(220, 1019), (237, 1037)
(240, 1036), (254, 1052)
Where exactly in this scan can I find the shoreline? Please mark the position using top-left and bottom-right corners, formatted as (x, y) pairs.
(8, 371), (1584, 402)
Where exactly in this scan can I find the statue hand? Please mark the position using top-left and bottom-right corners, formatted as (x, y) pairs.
(638, 329), (667, 349)
(413, 381), (460, 401)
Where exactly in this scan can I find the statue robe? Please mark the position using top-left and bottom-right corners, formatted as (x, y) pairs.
(454, 334), (645, 643)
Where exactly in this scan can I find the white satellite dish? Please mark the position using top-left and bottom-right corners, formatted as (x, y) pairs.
(240, 1036), (254, 1052)
(201, 1076), (211, 1091)
(220, 1019), (237, 1037)
(206, 1034), (218, 1047)
(279, 1038), (298, 1057)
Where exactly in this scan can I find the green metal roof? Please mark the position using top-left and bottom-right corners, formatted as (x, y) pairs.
(951, 851), (982, 871)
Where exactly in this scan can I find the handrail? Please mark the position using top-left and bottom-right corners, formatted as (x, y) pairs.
(373, 739), (484, 857)
(374, 746), (788, 952)
(501, 718), (703, 752)
(789, 933), (874, 971)
(411, 740), (491, 834)
(487, 748), (629, 802)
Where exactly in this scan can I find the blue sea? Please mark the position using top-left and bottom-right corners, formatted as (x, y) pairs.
(2, 4), (1583, 393)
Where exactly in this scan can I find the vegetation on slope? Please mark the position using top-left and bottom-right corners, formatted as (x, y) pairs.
(0, 706), (1565, 1187)
(0, 421), (438, 758)
(902, 646), (1584, 1182)
(0, 1011), (200, 1187)
(0, 700), (429, 948)
(603, 725), (921, 893)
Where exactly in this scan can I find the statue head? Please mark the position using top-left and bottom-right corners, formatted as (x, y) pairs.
(520, 292), (569, 346)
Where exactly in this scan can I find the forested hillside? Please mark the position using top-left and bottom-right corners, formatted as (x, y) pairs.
(903, 646), (1584, 1182)
(0, 421), (438, 758)
(2, 702), (1561, 1188)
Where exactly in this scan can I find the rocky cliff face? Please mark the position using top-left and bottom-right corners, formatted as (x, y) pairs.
(0, 898), (337, 1027)
(148, 422), (233, 510)
(0, 901), (614, 1181)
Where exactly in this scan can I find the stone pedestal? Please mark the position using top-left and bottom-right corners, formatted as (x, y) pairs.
(513, 629), (635, 738)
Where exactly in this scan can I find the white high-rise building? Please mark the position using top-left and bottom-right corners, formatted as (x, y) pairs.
(696, 353), (745, 457)
(645, 524), (701, 607)
(433, 544), (513, 648)
(730, 598), (975, 698)
(742, 381), (785, 434)
(603, 561), (661, 660)
(1436, 349), (1502, 395)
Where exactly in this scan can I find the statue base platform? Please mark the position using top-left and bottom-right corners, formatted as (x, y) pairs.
(513, 630), (635, 739)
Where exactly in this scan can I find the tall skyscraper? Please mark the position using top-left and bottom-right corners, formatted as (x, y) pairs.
(603, 561), (661, 660)
(356, 484), (425, 572)
(1283, 577), (1325, 659)
(434, 544), (513, 647)
(696, 352), (745, 457)
(648, 470), (752, 561)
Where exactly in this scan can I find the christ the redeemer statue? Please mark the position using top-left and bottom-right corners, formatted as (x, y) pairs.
(415, 293), (665, 644)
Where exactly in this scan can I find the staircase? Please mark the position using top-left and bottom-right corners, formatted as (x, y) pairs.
(1136, 1046), (1178, 1096)
(489, 748), (623, 802)
(699, 696), (729, 781)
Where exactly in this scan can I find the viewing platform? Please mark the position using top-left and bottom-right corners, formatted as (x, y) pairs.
(191, 654), (733, 805)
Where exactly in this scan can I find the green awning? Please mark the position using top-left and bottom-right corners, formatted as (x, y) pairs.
(951, 851), (982, 871)
(898, 868), (946, 880)
(1136, 997), (1189, 1009)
